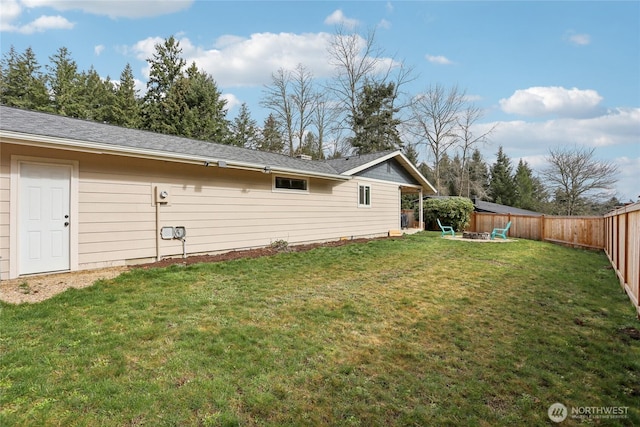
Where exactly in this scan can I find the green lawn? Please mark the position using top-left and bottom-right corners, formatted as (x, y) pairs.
(1, 232), (638, 426)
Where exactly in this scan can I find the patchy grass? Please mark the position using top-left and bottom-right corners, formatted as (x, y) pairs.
(1, 232), (638, 426)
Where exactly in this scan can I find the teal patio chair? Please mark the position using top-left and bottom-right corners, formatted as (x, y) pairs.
(437, 218), (455, 237)
(491, 221), (512, 240)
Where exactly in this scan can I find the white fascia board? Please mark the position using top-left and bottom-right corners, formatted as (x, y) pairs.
(394, 152), (438, 195)
(1, 130), (348, 181)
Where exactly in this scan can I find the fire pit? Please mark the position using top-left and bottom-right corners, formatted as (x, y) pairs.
(462, 231), (491, 240)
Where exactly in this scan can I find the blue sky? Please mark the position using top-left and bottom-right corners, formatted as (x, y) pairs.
(2, 0), (639, 202)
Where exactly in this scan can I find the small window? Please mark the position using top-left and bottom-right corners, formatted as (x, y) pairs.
(275, 176), (308, 191)
(358, 184), (371, 207)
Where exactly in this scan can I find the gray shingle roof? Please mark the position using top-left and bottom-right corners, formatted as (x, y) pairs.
(0, 105), (340, 177)
(473, 199), (543, 216)
(325, 150), (396, 174)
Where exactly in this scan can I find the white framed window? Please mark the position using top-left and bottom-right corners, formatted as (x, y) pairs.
(358, 184), (371, 207)
(274, 176), (308, 192)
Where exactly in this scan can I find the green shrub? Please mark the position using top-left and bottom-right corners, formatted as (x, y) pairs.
(418, 197), (474, 231)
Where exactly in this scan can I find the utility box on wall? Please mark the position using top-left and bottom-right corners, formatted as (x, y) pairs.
(154, 185), (171, 204)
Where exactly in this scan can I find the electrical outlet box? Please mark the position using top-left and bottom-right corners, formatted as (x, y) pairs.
(174, 226), (186, 239)
(160, 227), (174, 240)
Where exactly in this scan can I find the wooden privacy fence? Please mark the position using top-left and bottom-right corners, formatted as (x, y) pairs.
(469, 212), (605, 249)
(604, 203), (640, 318)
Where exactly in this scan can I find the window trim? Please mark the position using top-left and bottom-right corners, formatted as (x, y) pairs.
(358, 183), (371, 207)
(273, 175), (309, 193)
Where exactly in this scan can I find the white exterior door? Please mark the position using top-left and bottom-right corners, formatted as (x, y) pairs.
(19, 163), (71, 275)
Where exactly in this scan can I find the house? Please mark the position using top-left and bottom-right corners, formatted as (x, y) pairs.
(0, 106), (436, 279)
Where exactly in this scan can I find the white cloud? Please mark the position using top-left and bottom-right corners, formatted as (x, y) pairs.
(130, 32), (339, 87)
(0, 0), (22, 31)
(324, 9), (359, 29)
(499, 86), (604, 118)
(222, 93), (241, 112)
(614, 157), (640, 202)
(17, 14), (74, 33)
(19, 0), (193, 18)
(378, 19), (391, 30)
(94, 44), (105, 56)
(484, 108), (639, 151)
(2, 0), (190, 33)
(1, 0), (74, 33)
(426, 54), (453, 65)
(565, 30), (591, 46)
(475, 108), (640, 200)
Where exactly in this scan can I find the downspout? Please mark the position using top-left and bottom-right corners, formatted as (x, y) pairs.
(155, 187), (161, 262)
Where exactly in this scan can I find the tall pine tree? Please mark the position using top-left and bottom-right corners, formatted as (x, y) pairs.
(47, 47), (81, 116)
(112, 63), (141, 128)
(513, 159), (546, 211)
(0, 46), (49, 111)
(466, 148), (490, 200)
(175, 62), (229, 142)
(141, 36), (186, 134)
(230, 103), (258, 148)
(349, 81), (402, 154)
(488, 146), (517, 206)
(258, 114), (285, 153)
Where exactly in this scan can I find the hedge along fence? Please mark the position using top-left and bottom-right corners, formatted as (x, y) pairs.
(469, 204), (640, 318)
(604, 202), (640, 318)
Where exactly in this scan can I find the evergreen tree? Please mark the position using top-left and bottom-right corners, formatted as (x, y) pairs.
(141, 36), (186, 134)
(230, 103), (258, 148)
(466, 148), (490, 200)
(295, 132), (320, 158)
(176, 62), (229, 142)
(488, 146), (517, 205)
(76, 67), (115, 122)
(513, 159), (547, 211)
(403, 143), (420, 166)
(437, 153), (455, 196)
(445, 154), (463, 196)
(112, 63), (141, 128)
(349, 81), (402, 154)
(258, 114), (285, 153)
(47, 47), (81, 116)
(0, 46), (50, 111)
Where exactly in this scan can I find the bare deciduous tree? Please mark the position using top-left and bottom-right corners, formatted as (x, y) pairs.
(542, 146), (619, 215)
(312, 91), (339, 159)
(456, 104), (497, 197)
(261, 68), (295, 155)
(291, 64), (315, 155)
(409, 83), (466, 193)
(326, 26), (417, 141)
(327, 26), (383, 133)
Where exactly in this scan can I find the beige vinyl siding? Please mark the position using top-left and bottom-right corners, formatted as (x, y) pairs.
(0, 142), (9, 277)
(1, 142), (401, 277)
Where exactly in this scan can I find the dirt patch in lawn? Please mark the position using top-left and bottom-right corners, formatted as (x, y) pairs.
(0, 237), (390, 304)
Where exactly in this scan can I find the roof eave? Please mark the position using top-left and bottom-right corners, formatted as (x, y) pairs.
(0, 130), (349, 181)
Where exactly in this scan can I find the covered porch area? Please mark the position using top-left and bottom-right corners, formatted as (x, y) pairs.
(399, 185), (426, 233)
